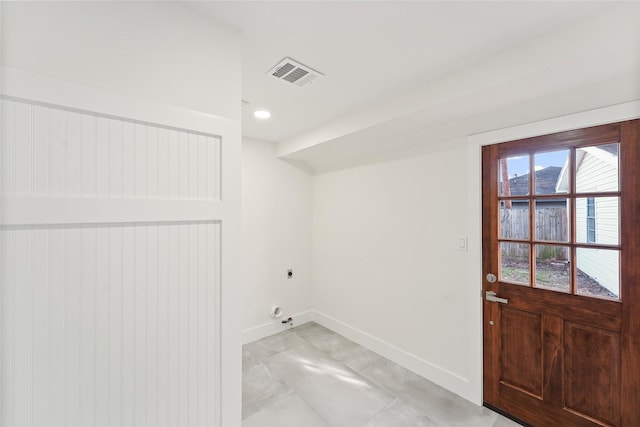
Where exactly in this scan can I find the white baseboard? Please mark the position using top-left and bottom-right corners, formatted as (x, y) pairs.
(311, 310), (476, 404)
(242, 310), (313, 344)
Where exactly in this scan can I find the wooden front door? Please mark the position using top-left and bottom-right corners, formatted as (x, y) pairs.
(482, 120), (640, 426)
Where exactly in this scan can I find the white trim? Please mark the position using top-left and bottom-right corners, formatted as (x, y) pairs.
(465, 141), (485, 406)
(242, 309), (479, 404)
(218, 120), (242, 427)
(242, 310), (313, 344)
(583, 145), (618, 167)
(468, 101), (640, 147)
(466, 100), (640, 407)
(0, 11), (4, 423)
(1, 67), (236, 137)
(1, 196), (227, 226)
(311, 310), (476, 404)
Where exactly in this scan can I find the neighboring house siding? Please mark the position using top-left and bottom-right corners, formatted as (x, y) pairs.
(577, 247), (619, 295)
(575, 148), (618, 192)
(574, 149), (619, 295)
(575, 197), (618, 245)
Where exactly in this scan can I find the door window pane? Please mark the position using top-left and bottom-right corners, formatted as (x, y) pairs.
(576, 248), (619, 299)
(500, 155), (529, 197)
(575, 143), (619, 193)
(500, 242), (530, 285)
(494, 144), (622, 300)
(534, 199), (569, 242)
(575, 197), (619, 245)
(500, 201), (529, 240)
(535, 245), (570, 292)
(534, 150), (569, 195)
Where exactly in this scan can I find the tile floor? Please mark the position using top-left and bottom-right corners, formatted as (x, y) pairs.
(242, 322), (522, 427)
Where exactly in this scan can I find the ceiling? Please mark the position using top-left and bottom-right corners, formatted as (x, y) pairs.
(189, 1), (640, 173)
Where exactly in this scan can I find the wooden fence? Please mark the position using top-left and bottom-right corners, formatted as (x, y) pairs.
(500, 207), (569, 260)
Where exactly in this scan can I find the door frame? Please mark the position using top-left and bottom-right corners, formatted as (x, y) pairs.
(465, 101), (640, 406)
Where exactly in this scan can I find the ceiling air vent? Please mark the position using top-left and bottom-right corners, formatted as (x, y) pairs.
(267, 57), (323, 87)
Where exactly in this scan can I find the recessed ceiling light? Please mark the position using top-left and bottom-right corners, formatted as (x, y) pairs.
(254, 110), (271, 119)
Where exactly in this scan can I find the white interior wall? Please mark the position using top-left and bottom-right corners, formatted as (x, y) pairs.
(241, 138), (313, 343)
(312, 138), (475, 400)
(0, 1), (240, 120)
(1, 2), (242, 426)
(310, 102), (640, 406)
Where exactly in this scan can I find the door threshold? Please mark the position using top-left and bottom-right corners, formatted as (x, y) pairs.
(483, 402), (531, 427)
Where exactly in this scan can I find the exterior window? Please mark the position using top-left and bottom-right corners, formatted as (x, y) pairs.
(586, 197), (596, 243)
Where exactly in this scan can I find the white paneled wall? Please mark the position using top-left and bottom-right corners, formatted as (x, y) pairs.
(1, 99), (220, 201)
(1, 222), (220, 426)
(1, 92), (231, 426)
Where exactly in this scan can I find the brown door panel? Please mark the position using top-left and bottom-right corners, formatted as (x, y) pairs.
(564, 322), (621, 426)
(500, 306), (543, 398)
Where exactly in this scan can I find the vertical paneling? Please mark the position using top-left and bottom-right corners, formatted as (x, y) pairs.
(1, 231), (15, 426)
(109, 226), (123, 425)
(147, 126), (159, 199)
(96, 226), (111, 426)
(146, 225), (159, 427)
(1, 97), (224, 427)
(1, 98), (222, 200)
(81, 114), (98, 198)
(157, 225), (169, 427)
(49, 228), (66, 425)
(178, 132), (190, 200)
(50, 108), (67, 196)
(13, 229), (31, 427)
(134, 124), (147, 199)
(167, 225), (180, 427)
(121, 226), (135, 426)
(1, 222), (221, 427)
(177, 223), (190, 426)
(196, 222), (207, 424)
(197, 135), (207, 200)
(188, 134), (198, 200)
(122, 121), (136, 199)
(1, 99), (16, 194)
(14, 102), (33, 195)
(158, 128), (170, 200)
(209, 136), (221, 201)
(133, 225), (146, 427)
(66, 228), (82, 426)
(80, 227), (97, 427)
(167, 130), (180, 199)
(212, 223), (221, 421)
(33, 106), (50, 195)
(109, 120), (124, 198)
(188, 223), (198, 424)
(32, 229), (50, 426)
(66, 112), (83, 197)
